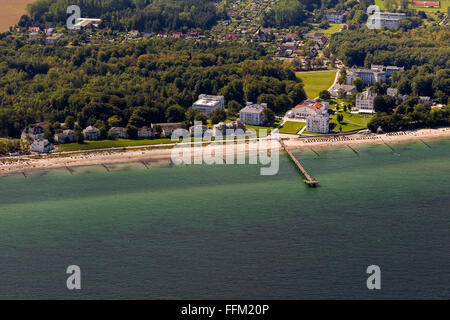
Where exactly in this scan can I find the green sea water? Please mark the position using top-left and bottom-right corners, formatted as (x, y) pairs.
(0, 139), (449, 299)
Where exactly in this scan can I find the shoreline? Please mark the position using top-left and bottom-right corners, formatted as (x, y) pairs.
(1, 127), (449, 176)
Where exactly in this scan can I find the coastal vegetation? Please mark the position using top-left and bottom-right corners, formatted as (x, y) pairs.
(0, 36), (306, 139)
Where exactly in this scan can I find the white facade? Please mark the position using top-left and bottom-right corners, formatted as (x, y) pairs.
(239, 103), (267, 126)
(356, 90), (377, 114)
(109, 127), (128, 139)
(31, 139), (54, 153)
(291, 102), (329, 118)
(192, 94), (225, 118)
(367, 12), (406, 28)
(306, 114), (330, 134)
(83, 126), (101, 140)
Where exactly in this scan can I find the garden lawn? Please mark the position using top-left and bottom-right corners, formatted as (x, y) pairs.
(296, 71), (337, 99)
(279, 121), (306, 135)
(56, 138), (175, 152)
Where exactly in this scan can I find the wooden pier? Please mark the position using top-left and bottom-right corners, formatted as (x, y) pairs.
(279, 139), (319, 187)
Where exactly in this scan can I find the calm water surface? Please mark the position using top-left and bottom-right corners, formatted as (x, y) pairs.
(0, 139), (449, 299)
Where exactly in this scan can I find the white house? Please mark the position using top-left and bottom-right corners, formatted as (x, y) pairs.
(355, 90), (377, 114)
(330, 84), (356, 98)
(108, 127), (128, 139)
(239, 102), (267, 125)
(21, 125), (45, 141)
(138, 126), (154, 139)
(290, 102), (329, 118)
(306, 114), (330, 134)
(31, 139), (54, 153)
(83, 126), (101, 140)
(367, 12), (406, 28)
(192, 94), (225, 118)
(54, 130), (75, 144)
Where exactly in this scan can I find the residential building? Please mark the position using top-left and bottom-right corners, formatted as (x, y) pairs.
(239, 102), (267, 126)
(387, 88), (399, 98)
(21, 125), (45, 141)
(367, 12), (406, 28)
(108, 127), (128, 139)
(306, 114), (330, 134)
(137, 126), (154, 139)
(290, 101), (329, 118)
(29, 32), (39, 41)
(54, 130), (75, 144)
(46, 33), (64, 45)
(83, 126), (101, 140)
(355, 90), (377, 114)
(213, 119), (246, 137)
(31, 139), (54, 153)
(325, 11), (348, 24)
(129, 30), (140, 37)
(192, 94), (225, 118)
(151, 123), (182, 138)
(346, 65), (404, 85)
(419, 96), (433, 105)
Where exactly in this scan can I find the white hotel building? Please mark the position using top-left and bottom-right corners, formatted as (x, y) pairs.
(192, 94), (225, 118)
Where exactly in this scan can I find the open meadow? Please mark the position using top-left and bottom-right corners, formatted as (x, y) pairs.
(0, 0), (34, 31)
(296, 71), (337, 99)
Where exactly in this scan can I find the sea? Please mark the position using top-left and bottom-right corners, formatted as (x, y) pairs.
(0, 139), (449, 299)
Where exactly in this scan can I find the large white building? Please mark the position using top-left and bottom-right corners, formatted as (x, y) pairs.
(192, 94), (225, 118)
(355, 90), (377, 114)
(306, 114), (330, 134)
(288, 101), (330, 134)
(346, 65), (404, 86)
(367, 12), (406, 28)
(239, 102), (267, 126)
(31, 139), (54, 153)
(21, 125), (45, 141)
(289, 101), (329, 118)
(83, 126), (101, 140)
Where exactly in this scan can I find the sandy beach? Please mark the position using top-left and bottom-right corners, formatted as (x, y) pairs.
(1, 127), (450, 175)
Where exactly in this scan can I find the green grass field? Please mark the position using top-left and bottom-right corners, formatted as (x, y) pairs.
(329, 112), (373, 133)
(310, 23), (342, 37)
(279, 121), (306, 135)
(56, 138), (176, 152)
(296, 71), (337, 99)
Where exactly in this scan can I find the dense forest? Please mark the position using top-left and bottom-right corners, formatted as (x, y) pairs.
(24, 0), (225, 31)
(0, 35), (306, 138)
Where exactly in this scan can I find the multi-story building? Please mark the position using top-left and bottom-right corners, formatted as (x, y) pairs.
(192, 94), (225, 118)
(306, 114), (330, 134)
(346, 65), (404, 86)
(30, 139), (54, 153)
(290, 101), (329, 118)
(355, 90), (377, 114)
(108, 127), (128, 139)
(21, 125), (45, 141)
(213, 119), (246, 137)
(367, 12), (406, 28)
(151, 123), (182, 138)
(83, 126), (101, 140)
(239, 102), (267, 126)
(54, 130), (75, 144)
(325, 11), (348, 24)
(137, 126), (154, 139)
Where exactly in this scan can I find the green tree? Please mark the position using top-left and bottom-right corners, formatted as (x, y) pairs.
(166, 105), (185, 122)
(319, 90), (331, 100)
(353, 77), (364, 92)
(263, 108), (276, 126)
(65, 116), (75, 130)
(210, 109), (227, 125)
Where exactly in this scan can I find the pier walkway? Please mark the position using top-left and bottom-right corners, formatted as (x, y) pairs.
(279, 139), (319, 187)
